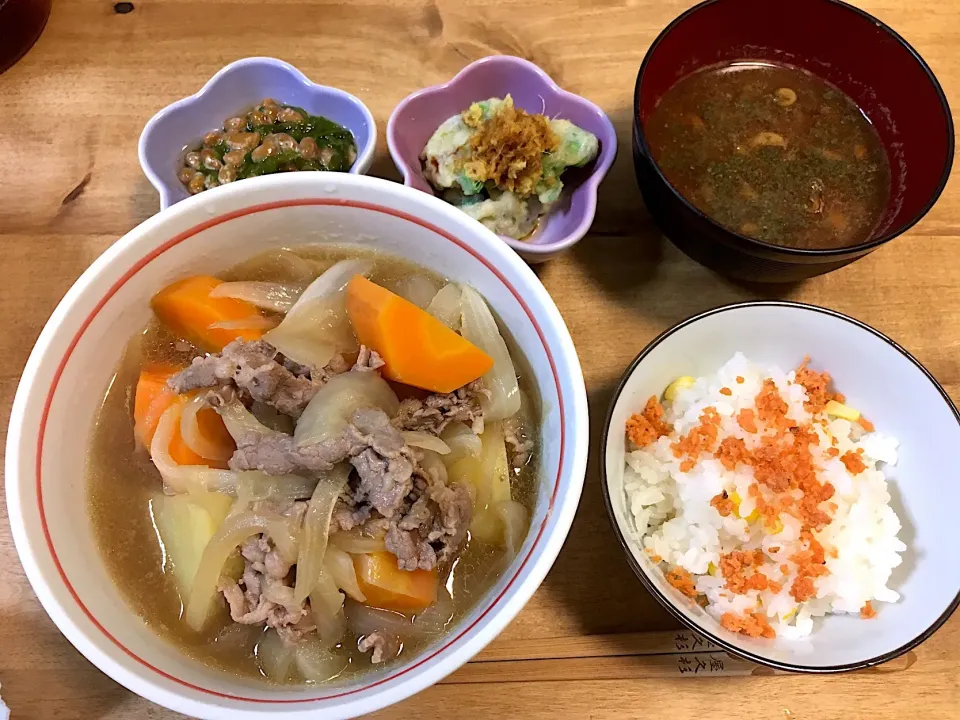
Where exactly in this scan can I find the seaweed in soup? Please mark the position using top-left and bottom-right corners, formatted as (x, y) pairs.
(645, 61), (891, 250)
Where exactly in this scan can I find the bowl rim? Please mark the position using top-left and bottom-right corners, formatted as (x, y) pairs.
(5, 173), (590, 717)
(599, 299), (960, 673)
(137, 56), (378, 210)
(632, 0), (955, 259)
(386, 54), (618, 257)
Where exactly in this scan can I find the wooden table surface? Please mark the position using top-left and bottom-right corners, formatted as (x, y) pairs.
(2, 0), (959, 717)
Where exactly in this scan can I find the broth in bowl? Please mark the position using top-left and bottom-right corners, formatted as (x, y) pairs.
(87, 245), (538, 684)
(645, 61), (891, 250)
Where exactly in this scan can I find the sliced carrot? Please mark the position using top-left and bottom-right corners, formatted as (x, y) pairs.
(134, 363), (180, 447)
(353, 551), (438, 611)
(151, 275), (263, 352)
(345, 275), (493, 393)
(133, 364), (234, 469)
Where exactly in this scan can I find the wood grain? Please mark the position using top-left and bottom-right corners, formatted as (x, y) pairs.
(1, 0), (958, 718)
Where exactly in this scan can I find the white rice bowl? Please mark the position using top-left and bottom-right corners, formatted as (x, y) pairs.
(624, 352), (904, 640)
(602, 303), (960, 671)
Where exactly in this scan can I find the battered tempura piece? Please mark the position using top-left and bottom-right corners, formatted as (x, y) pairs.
(421, 95), (599, 240)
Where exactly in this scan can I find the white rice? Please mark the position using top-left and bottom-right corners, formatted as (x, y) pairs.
(623, 352), (905, 638)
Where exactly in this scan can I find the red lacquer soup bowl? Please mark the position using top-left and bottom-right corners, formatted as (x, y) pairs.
(632, 0), (954, 283)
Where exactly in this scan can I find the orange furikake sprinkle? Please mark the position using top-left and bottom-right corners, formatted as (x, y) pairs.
(715, 436), (752, 471)
(827, 447), (840, 457)
(736, 376), (745, 384)
(861, 601), (877, 619)
(721, 611), (776, 639)
(788, 533), (830, 602)
(751, 424), (819, 495)
(626, 396), (672, 447)
(665, 567), (698, 598)
(841, 450), (867, 475)
(720, 386), (733, 396)
(718, 550), (770, 595)
(755, 379), (795, 432)
(711, 491), (734, 517)
(671, 406), (722, 464)
(736, 408), (758, 434)
(794, 357), (842, 414)
(858, 416), (875, 432)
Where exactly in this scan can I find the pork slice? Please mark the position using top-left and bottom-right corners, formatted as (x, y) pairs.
(503, 422), (534, 469)
(348, 407), (405, 457)
(228, 429), (366, 475)
(168, 339), (323, 417)
(425, 480), (473, 564)
(240, 535), (269, 571)
(218, 534), (309, 632)
(358, 630), (400, 664)
(228, 407), (404, 476)
(353, 345), (385, 372)
(332, 500), (371, 532)
(385, 524), (438, 571)
(397, 495), (433, 532)
(380, 458), (473, 572)
(394, 380), (486, 435)
(350, 449), (414, 518)
(276, 616), (318, 647)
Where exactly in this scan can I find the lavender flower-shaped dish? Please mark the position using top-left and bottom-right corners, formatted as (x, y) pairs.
(139, 57), (377, 210)
(387, 56), (617, 263)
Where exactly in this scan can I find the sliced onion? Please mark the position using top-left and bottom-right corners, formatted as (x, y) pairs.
(185, 509), (282, 630)
(208, 622), (261, 655)
(440, 422), (482, 462)
(263, 297), (355, 370)
(276, 249), (327, 282)
(217, 399), (277, 443)
(459, 286), (520, 421)
(294, 370), (400, 447)
(152, 403), (239, 495)
(227, 248), (318, 284)
(426, 283), (462, 330)
(392, 274), (441, 310)
(295, 634), (348, 682)
(345, 600), (414, 637)
(412, 590), (455, 636)
(235, 471), (318, 503)
(251, 401), (295, 434)
(261, 301), (334, 369)
(419, 448), (449, 485)
(257, 628), (297, 681)
(326, 546), (366, 602)
(496, 499), (528, 559)
(290, 259), (373, 313)
(294, 464), (351, 604)
(266, 515), (301, 566)
(310, 566), (346, 648)
(329, 529), (386, 554)
(208, 315), (278, 331)
(180, 393), (234, 463)
(402, 431), (451, 455)
(345, 599), (450, 640)
(210, 281), (302, 313)
(260, 259), (372, 369)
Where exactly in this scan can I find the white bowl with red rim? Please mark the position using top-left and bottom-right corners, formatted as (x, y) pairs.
(5, 173), (589, 718)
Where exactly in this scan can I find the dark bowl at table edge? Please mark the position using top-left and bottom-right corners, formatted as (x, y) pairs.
(630, 0), (955, 284)
(598, 300), (960, 672)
